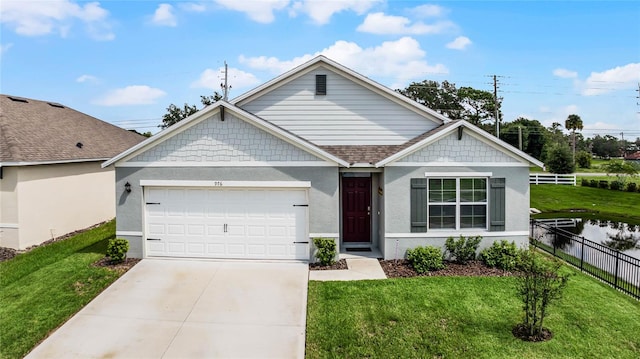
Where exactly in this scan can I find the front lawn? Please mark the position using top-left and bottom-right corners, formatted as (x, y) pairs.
(306, 268), (640, 358)
(0, 220), (129, 359)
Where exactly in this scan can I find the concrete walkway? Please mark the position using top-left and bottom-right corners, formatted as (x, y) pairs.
(309, 255), (387, 281)
(26, 259), (308, 359)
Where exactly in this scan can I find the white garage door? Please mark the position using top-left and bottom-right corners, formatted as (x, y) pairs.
(144, 187), (309, 260)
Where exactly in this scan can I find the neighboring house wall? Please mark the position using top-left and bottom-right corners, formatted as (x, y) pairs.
(115, 166), (339, 258)
(0, 167), (19, 248)
(382, 165), (530, 259)
(0, 162), (115, 249)
(239, 66), (438, 146)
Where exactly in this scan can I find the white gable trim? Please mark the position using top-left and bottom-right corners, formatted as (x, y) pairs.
(375, 121), (544, 168)
(103, 101), (349, 168)
(232, 56), (448, 125)
(116, 161), (336, 168)
(1, 158), (108, 167)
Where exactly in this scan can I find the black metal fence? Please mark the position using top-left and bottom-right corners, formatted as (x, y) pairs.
(530, 219), (640, 300)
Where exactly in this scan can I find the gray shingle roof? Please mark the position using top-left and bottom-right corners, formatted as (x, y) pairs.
(0, 95), (145, 163)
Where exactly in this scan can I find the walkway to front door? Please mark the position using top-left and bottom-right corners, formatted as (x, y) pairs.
(342, 176), (371, 243)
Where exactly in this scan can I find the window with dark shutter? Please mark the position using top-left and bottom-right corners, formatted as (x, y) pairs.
(315, 74), (327, 95)
(410, 178), (428, 232)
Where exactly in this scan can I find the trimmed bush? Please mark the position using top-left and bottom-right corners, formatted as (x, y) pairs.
(598, 180), (609, 189)
(589, 179), (598, 188)
(576, 151), (591, 169)
(444, 235), (481, 264)
(406, 246), (444, 273)
(313, 238), (336, 266)
(580, 178), (589, 187)
(479, 240), (521, 271)
(106, 238), (129, 264)
(545, 144), (575, 174)
(610, 180), (624, 191)
(626, 182), (637, 192)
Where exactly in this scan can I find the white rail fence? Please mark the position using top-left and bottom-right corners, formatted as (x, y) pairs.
(529, 174), (576, 186)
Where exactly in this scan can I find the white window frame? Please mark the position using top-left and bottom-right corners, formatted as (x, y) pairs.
(427, 177), (488, 230)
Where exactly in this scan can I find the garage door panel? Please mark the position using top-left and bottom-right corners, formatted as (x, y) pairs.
(145, 187), (308, 260)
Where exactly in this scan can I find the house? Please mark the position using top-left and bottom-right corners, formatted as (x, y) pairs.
(0, 95), (145, 249)
(103, 56), (543, 261)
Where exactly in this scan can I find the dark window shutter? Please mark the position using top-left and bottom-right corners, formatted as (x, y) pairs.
(410, 178), (428, 233)
(316, 74), (327, 95)
(489, 178), (505, 231)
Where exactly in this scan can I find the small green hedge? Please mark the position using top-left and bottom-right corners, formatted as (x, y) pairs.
(406, 246), (444, 273)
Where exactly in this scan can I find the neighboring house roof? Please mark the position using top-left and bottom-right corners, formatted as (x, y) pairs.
(0, 94), (145, 165)
(624, 151), (640, 160)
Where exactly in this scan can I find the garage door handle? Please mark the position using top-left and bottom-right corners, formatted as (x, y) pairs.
(293, 241), (309, 244)
(293, 204), (308, 207)
(146, 202), (161, 205)
(147, 238), (162, 241)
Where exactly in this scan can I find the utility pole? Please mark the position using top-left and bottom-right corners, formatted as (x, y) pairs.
(518, 126), (523, 151)
(620, 131), (625, 157)
(222, 61), (229, 101)
(493, 75), (500, 138)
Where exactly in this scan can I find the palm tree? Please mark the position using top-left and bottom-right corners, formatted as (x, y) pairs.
(565, 114), (583, 160)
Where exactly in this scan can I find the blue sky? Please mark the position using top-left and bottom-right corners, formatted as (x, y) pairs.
(1, 0), (639, 138)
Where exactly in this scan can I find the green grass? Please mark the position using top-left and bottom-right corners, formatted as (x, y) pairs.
(530, 184), (640, 224)
(306, 268), (640, 359)
(0, 220), (125, 359)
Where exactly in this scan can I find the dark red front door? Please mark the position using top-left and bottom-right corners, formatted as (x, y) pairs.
(342, 177), (371, 243)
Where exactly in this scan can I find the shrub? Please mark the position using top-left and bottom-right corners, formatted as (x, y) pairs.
(575, 151), (591, 169)
(589, 179), (598, 188)
(406, 246), (444, 273)
(580, 178), (589, 187)
(628, 182), (638, 192)
(313, 238), (336, 266)
(545, 144), (575, 174)
(106, 238), (129, 264)
(598, 180), (609, 189)
(610, 180), (624, 191)
(479, 240), (522, 271)
(515, 249), (569, 339)
(444, 235), (481, 264)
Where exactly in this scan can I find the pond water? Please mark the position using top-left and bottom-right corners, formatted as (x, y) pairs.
(533, 216), (640, 260)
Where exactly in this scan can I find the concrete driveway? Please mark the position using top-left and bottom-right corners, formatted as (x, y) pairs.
(26, 259), (309, 359)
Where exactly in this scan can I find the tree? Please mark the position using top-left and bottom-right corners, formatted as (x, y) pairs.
(545, 144), (575, 174)
(500, 117), (547, 160)
(590, 135), (620, 158)
(159, 93), (222, 129)
(565, 114), (583, 160)
(457, 86), (499, 127)
(575, 151), (591, 169)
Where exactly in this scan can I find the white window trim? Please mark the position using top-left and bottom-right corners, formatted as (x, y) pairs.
(426, 177), (489, 230)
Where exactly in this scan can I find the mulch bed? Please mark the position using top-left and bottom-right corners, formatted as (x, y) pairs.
(92, 257), (141, 274)
(379, 259), (516, 278)
(309, 259), (348, 270)
(512, 323), (553, 342)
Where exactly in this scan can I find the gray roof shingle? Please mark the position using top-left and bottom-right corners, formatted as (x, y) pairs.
(0, 95), (145, 163)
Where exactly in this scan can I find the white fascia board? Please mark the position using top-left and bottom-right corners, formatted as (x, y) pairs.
(385, 231), (529, 238)
(425, 172), (493, 177)
(102, 102), (223, 168)
(231, 55), (448, 125)
(116, 161), (336, 168)
(1, 158), (108, 167)
(116, 231), (143, 237)
(386, 162), (530, 167)
(140, 180), (311, 188)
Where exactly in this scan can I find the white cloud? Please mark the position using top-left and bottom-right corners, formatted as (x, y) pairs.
(0, 43), (13, 56)
(581, 63), (640, 96)
(239, 37), (447, 89)
(152, 4), (177, 27)
(357, 12), (455, 35)
(553, 68), (578, 78)
(76, 74), (98, 83)
(214, 0), (289, 23)
(412, 4), (447, 18)
(191, 67), (261, 93)
(291, 0), (380, 25)
(181, 3), (207, 12)
(94, 85), (166, 106)
(446, 36), (471, 50)
(0, 0), (114, 40)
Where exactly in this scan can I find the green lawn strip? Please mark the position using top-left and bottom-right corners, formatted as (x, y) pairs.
(0, 221), (121, 359)
(530, 185), (640, 224)
(306, 270), (640, 359)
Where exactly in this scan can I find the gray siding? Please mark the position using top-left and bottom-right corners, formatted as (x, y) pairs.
(116, 166), (339, 258)
(239, 66), (439, 145)
(130, 112), (323, 163)
(398, 132), (520, 163)
(383, 166), (530, 259)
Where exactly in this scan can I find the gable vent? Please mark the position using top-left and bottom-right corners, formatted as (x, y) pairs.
(48, 102), (65, 108)
(8, 96), (28, 103)
(315, 74), (327, 95)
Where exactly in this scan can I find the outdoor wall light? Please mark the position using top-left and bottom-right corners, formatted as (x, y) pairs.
(124, 182), (132, 193)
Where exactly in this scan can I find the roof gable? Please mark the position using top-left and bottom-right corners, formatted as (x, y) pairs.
(0, 94), (145, 164)
(104, 102), (349, 167)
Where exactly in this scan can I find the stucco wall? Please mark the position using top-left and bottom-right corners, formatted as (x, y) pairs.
(1, 162), (115, 249)
(0, 167), (19, 248)
(382, 165), (530, 259)
(115, 166), (339, 258)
